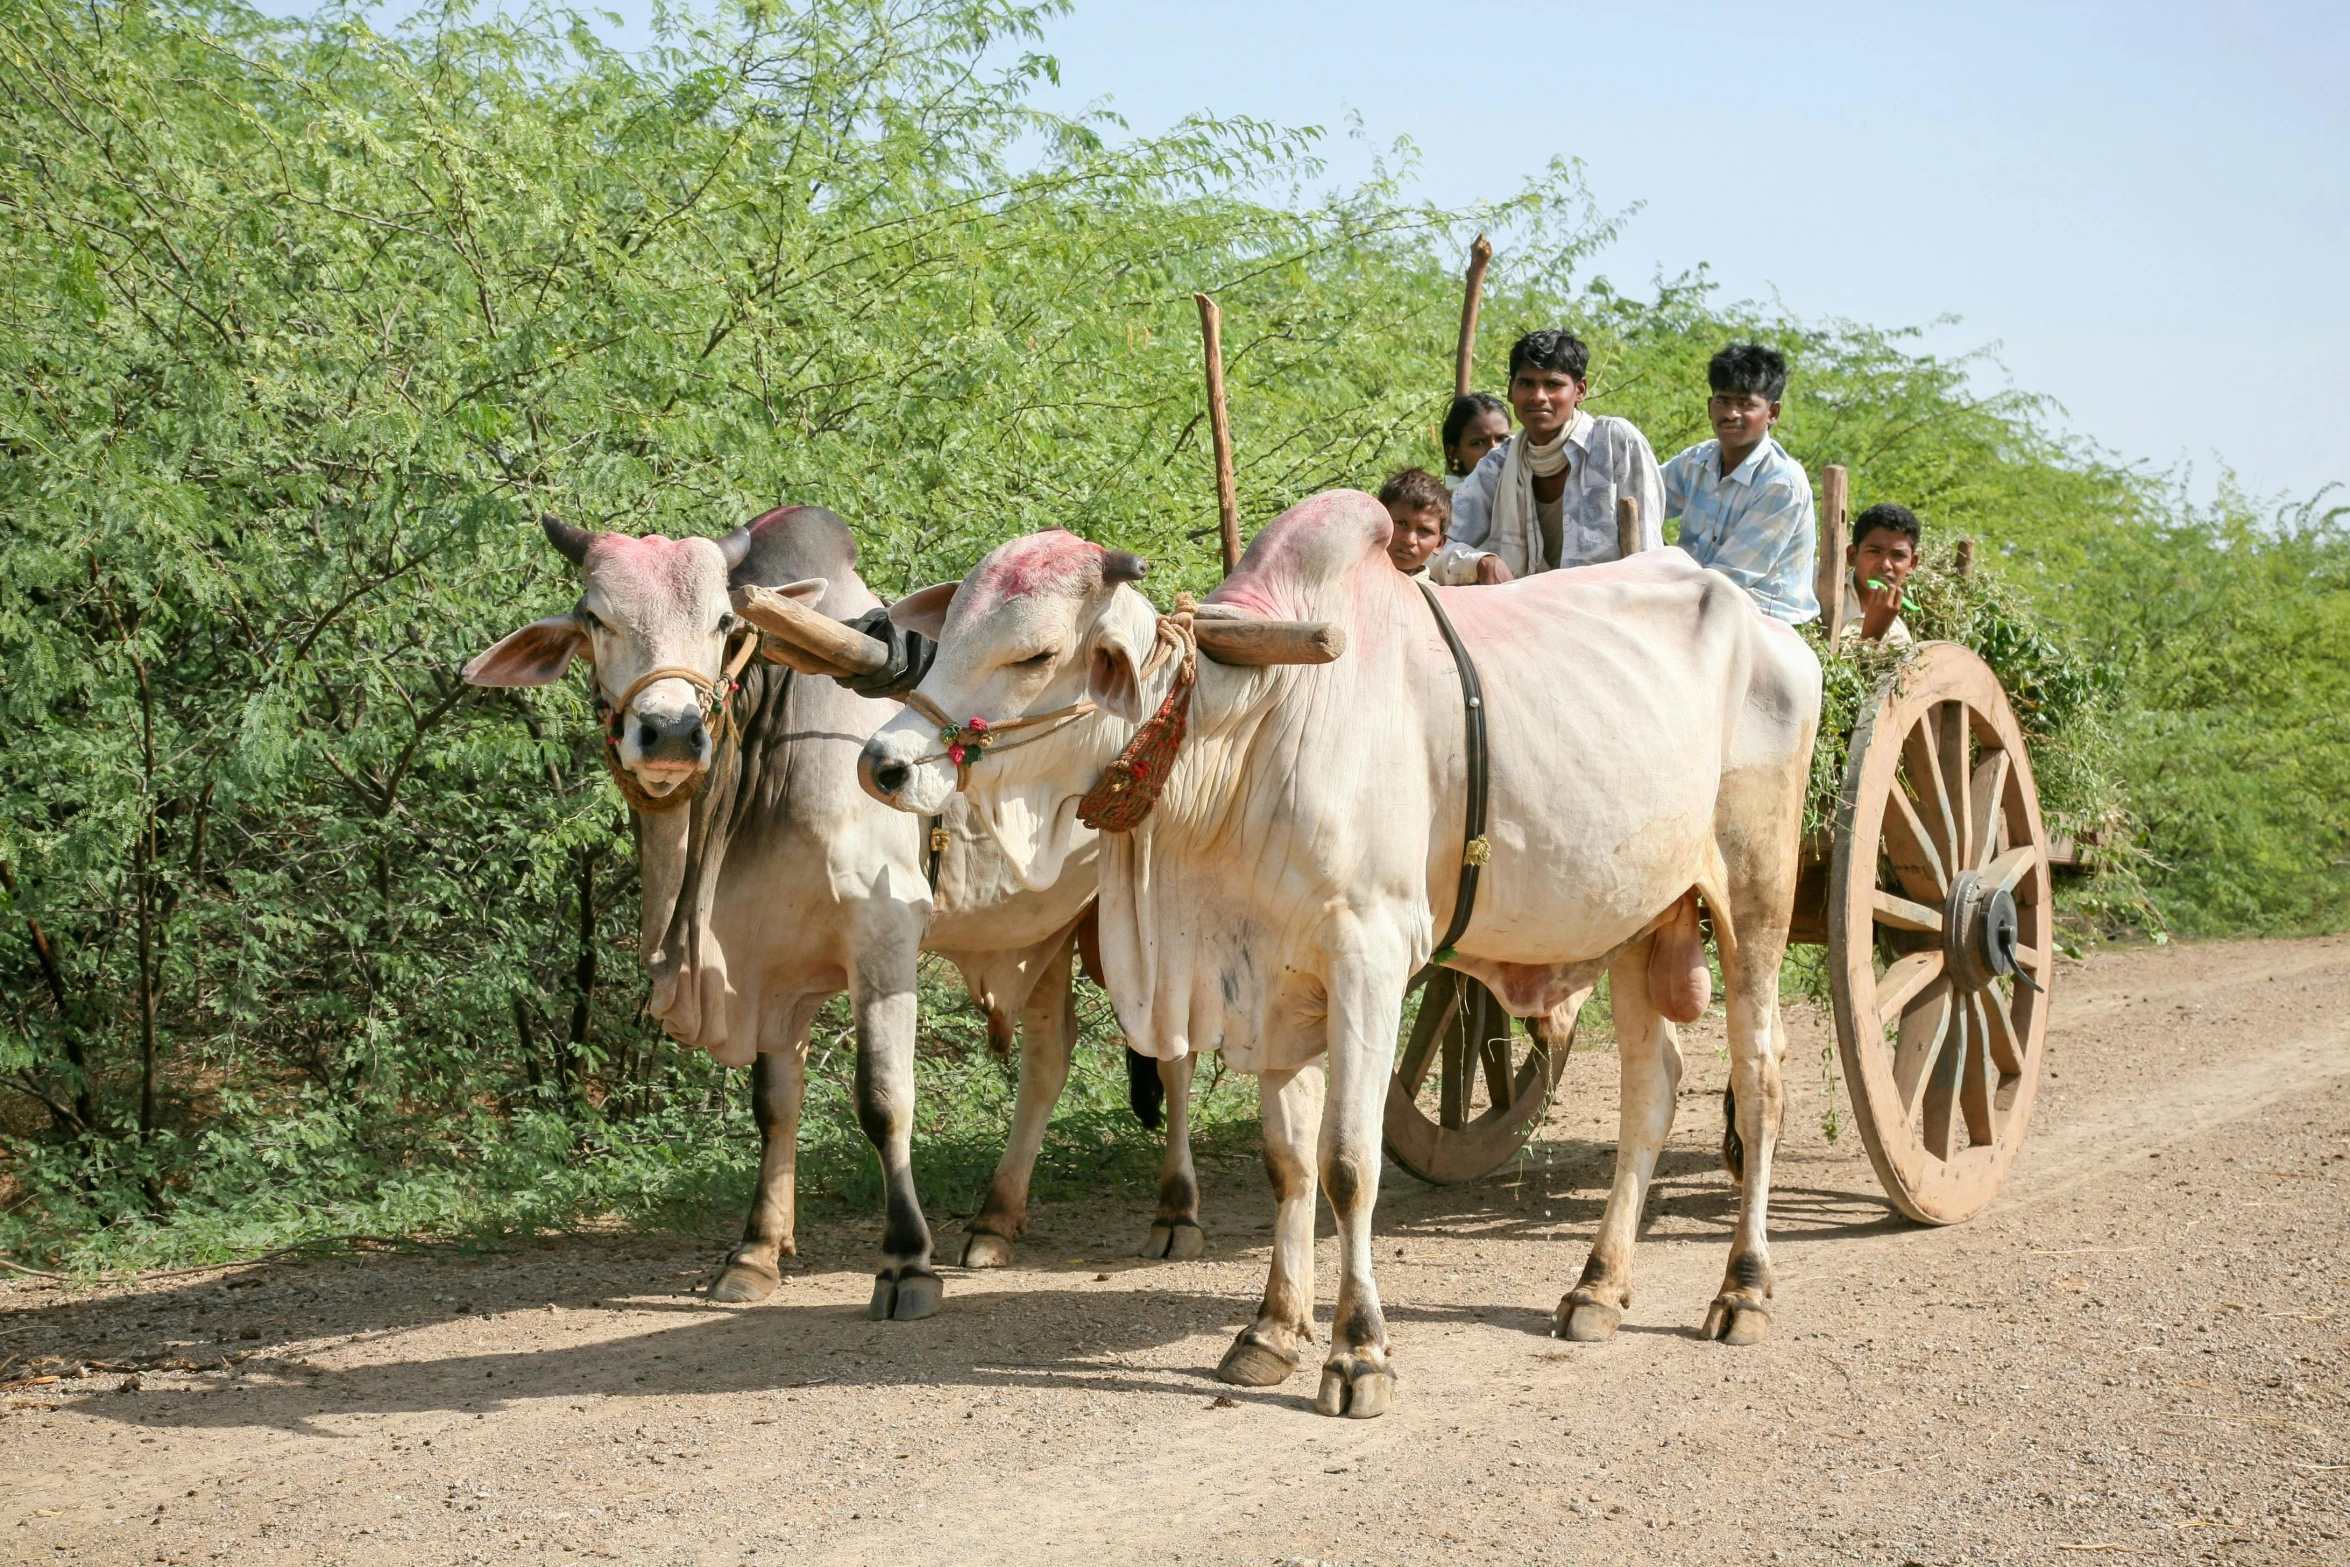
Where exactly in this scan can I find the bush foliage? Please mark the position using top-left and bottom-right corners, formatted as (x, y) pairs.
(1, 0), (2341, 1265)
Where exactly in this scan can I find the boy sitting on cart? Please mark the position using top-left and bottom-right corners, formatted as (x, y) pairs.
(1430, 329), (1666, 585)
(1662, 343), (1819, 624)
(1379, 467), (1452, 577)
(1845, 501), (1922, 647)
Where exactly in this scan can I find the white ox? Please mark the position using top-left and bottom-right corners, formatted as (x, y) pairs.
(465, 508), (1205, 1320)
(860, 492), (1819, 1414)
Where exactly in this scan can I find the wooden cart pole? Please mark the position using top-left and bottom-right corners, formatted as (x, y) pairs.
(1816, 463), (1850, 640)
(1194, 292), (1242, 576)
(1615, 494), (1643, 560)
(1454, 233), (1493, 399)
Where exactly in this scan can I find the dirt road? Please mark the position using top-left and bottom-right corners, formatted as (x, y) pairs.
(5, 935), (2346, 1566)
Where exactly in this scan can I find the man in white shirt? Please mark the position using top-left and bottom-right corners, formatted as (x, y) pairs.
(1428, 330), (1666, 586)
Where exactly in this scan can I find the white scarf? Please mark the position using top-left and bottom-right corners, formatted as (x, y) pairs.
(1487, 425), (1574, 574)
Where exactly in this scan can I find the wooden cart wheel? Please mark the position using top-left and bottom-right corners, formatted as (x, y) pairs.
(1829, 642), (2054, 1225)
(1383, 970), (1575, 1184)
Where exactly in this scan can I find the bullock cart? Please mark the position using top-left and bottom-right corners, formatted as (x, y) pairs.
(1386, 491), (2062, 1228)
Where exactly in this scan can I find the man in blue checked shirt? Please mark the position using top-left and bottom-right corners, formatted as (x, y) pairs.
(1662, 344), (1820, 623)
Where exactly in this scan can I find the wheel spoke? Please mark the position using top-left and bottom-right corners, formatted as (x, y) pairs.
(1937, 702), (1973, 872)
(1901, 711), (1963, 869)
(1922, 992), (1968, 1159)
(1479, 1027), (1513, 1117)
(1440, 1009), (1471, 1130)
(1882, 782), (1949, 903)
(1980, 981), (2025, 1076)
(2011, 941), (2047, 975)
(1892, 975), (1953, 1112)
(1986, 843), (2040, 895)
(1960, 989), (1997, 1146)
(1968, 748), (2012, 872)
(1875, 949), (1946, 1033)
(1871, 888), (1945, 936)
(1395, 977), (1453, 1095)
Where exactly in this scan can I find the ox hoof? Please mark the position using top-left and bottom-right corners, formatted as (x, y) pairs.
(1140, 1221), (1206, 1261)
(1553, 1292), (1622, 1343)
(1701, 1295), (1772, 1346)
(709, 1258), (781, 1305)
(1216, 1328), (1299, 1388)
(960, 1230), (1017, 1269)
(1314, 1356), (1395, 1420)
(867, 1266), (943, 1323)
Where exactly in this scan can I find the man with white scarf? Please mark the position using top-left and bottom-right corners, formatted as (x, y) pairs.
(1428, 329), (1665, 586)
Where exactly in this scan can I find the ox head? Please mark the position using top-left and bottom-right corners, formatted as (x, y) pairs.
(859, 530), (1155, 889)
(463, 513), (809, 803)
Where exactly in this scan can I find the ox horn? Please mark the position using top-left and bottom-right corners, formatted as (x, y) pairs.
(1100, 549), (1149, 585)
(716, 525), (754, 570)
(541, 511), (593, 565)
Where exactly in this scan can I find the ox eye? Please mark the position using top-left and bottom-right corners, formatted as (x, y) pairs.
(577, 609), (606, 633)
(715, 612), (741, 636)
(1012, 649), (1055, 667)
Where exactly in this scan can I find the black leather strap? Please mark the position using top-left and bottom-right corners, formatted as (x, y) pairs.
(923, 816), (945, 891)
(1417, 580), (1488, 968)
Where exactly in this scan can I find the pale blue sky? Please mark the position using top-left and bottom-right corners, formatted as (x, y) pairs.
(271, 0), (2350, 512)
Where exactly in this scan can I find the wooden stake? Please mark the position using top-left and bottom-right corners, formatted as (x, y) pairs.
(1954, 537), (1976, 578)
(1454, 233), (1493, 399)
(1195, 292), (1241, 576)
(1615, 494), (1643, 560)
(1816, 464), (1850, 640)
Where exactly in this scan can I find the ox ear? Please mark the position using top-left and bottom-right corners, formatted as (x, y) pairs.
(769, 577), (828, 607)
(463, 613), (589, 687)
(889, 580), (960, 639)
(1086, 616), (1150, 724)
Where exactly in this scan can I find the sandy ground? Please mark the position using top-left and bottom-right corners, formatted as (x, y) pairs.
(3, 933), (2346, 1567)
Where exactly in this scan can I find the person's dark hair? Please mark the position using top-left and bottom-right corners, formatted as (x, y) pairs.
(1440, 392), (1507, 452)
(1708, 342), (1787, 401)
(1852, 502), (1922, 550)
(1507, 329), (1589, 382)
(1378, 467), (1452, 520)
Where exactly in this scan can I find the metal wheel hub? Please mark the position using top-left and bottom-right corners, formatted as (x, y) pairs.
(1941, 870), (2019, 991)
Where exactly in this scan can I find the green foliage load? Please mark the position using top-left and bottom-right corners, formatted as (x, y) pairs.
(0, 0), (2340, 1266)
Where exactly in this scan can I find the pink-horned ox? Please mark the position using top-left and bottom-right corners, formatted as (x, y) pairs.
(464, 508), (1206, 1321)
(858, 495), (1819, 1415)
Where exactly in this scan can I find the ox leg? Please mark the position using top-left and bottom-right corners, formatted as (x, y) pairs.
(1216, 1060), (1323, 1389)
(1557, 937), (1681, 1343)
(851, 939), (940, 1323)
(1140, 1053), (1204, 1260)
(1699, 759), (1806, 1346)
(711, 1047), (808, 1303)
(1704, 904), (1795, 1345)
(960, 942), (1078, 1269)
(1313, 960), (1405, 1419)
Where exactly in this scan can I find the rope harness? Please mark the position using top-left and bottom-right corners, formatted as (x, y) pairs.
(1076, 603), (1199, 832)
(592, 634), (760, 816)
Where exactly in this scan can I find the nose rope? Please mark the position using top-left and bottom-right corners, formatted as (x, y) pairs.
(901, 689), (1100, 790)
(590, 634), (760, 815)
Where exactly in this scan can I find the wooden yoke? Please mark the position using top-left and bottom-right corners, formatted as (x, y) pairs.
(734, 582), (1343, 678)
(1816, 464), (1851, 640)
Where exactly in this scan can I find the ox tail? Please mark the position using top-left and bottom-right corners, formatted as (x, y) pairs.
(1720, 1082), (1745, 1182)
(1125, 1046), (1165, 1131)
